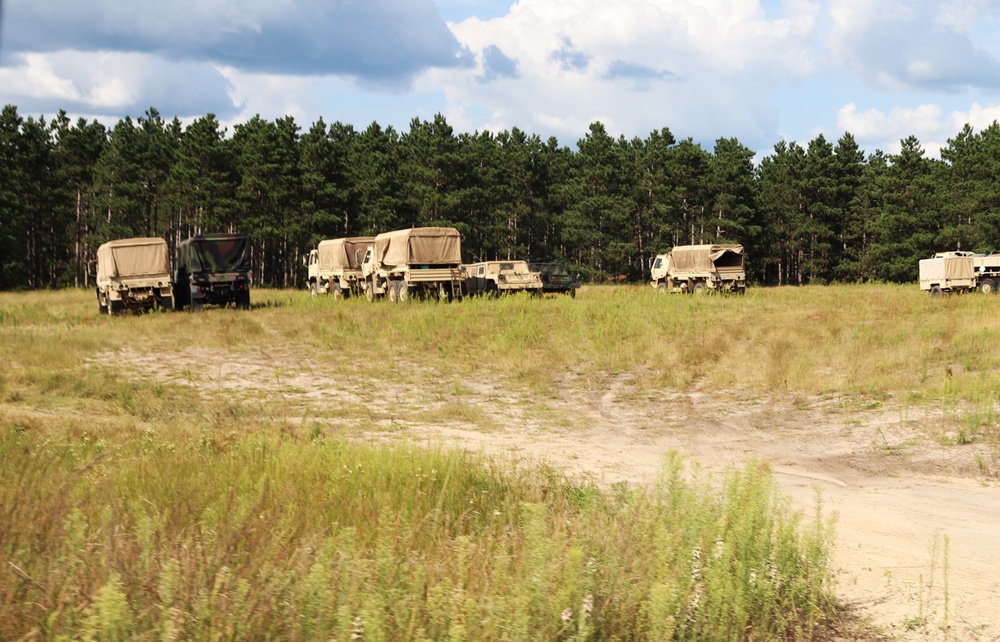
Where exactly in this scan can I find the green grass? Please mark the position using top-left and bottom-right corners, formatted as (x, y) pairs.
(2, 282), (998, 639)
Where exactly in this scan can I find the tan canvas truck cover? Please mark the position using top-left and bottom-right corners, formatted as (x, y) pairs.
(919, 255), (975, 285)
(669, 244), (744, 273)
(96, 238), (170, 281)
(374, 227), (462, 267)
(317, 237), (375, 271)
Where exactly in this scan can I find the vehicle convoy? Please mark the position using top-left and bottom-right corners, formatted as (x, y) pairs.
(173, 233), (251, 310)
(528, 262), (579, 297)
(650, 243), (746, 294)
(464, 260), (543, 296)
(361, 226), (464, 302)
(93, 237), (173, 315)
(306, 236), (374, 298)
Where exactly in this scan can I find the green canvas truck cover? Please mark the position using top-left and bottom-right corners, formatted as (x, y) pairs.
(177, 234), (250, 273)
(96, 237), (170, 281)
(374, 227), (462, 267)
(318, 237), (375, 271)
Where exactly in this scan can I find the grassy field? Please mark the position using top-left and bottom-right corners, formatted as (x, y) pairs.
(2, 283), (997, 640)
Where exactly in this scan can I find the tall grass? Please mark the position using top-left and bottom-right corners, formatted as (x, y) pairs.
(1, 283), (996, 638)
(0, 425), (834, 641)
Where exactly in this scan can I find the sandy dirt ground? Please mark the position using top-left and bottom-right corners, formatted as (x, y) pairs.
(112, 347), (1000, 641)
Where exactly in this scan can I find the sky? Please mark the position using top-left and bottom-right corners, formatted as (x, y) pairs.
(2, 0), (1000, 158)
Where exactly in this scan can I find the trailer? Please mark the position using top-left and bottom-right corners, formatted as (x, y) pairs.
(918, 252), (976, 297)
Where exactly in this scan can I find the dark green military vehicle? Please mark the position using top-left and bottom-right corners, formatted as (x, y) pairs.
(528, 262), (579, 297)
(173, 233), (251, 310)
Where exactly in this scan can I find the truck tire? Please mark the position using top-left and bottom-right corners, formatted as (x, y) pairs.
(332, 285), (343, 300)
(980, 278), (997, 294)
(109, 300), (124, 316)
(693, 282), (706, 295)
(930, 286), (943, 298)
(388, 281), (400, 303)
(398, 284), (410, 302)
(159, 296), (173, 312)
(309, 282), (317, 298)
(364, 282), (375, 302)
(655, 281), (667, 294)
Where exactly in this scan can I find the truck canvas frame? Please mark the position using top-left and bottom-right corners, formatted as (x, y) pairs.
(306, 236), (374, 298)
(650, 244), (746, 294)
(361, 227), (464, 302)
(173, 233), (252, 311)
(93, 237), (173, 315)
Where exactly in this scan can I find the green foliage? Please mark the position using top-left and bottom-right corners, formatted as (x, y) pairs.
(5, 103), (1000, 290)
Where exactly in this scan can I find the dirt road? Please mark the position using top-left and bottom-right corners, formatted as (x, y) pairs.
(117, 348), (1000, 641)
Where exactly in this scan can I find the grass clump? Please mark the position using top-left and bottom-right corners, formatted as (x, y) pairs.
(0, 425), (835, 641)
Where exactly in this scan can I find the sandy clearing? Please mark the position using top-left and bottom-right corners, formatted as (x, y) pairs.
(108, 347), (1000, 641)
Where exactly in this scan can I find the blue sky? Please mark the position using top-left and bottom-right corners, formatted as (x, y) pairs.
(2, 0), (1000, 158)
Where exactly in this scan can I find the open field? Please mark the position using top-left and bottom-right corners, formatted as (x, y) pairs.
(2, 284), (1000, 640)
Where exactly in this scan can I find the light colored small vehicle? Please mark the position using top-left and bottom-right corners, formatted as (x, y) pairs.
(919, 252), (976, 297)
(361, 227), (464, 302)
(306, 236), (374, 298)
(464, 260), (543, 297)
(650, 244), (746, 294)
(93, 237), (173, 315)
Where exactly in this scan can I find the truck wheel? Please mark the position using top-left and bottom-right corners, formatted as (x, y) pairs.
(159, 296), (173, 312)
(930, 286), (943, 298)
(693, 282), (707, 295)
(332, 286), (343, 300)
(399, 284), (410, 303)
(309, 282), (317, 298)
(388, 281), (400, 303)
(980, 279), (997, 294)
(364, 282), (375, 302)
(109, 300), (124, 316)
(655, 281), (667, 294)
(237, 291), (250, 310)
(569, 288), (576, 299)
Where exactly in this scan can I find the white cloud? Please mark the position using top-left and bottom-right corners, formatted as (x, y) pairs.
(836, 100), (1000, 157)
(826, 0), (1000, 91)
(428, 0), (819, 147)
(0, 51), (237, 116)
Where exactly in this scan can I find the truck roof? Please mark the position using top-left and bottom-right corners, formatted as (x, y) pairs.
(373, 227), (462, 266)
(96, 237), (170, 280)
(317, 237), (374, 270)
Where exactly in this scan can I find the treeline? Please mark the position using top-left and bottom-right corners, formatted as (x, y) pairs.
(2, 103), (999, 290)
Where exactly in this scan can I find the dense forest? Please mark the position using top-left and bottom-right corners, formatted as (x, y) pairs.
(2, 103), (999, 290)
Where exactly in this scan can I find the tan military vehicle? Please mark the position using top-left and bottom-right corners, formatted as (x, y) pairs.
(93, 237), (173, 315)
(919, 251), (976, 297)
(306, 236), (374, 298)
(464, 260), (542, 296)
(650, 244), (746, 294)
(360, 227), (464, 302)
(972, 251), (1000, 293)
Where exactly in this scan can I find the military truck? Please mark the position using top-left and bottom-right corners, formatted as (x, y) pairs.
(528, 262), (579, 297)
(972, 251), (1000, 293)
(650, 244), (746, 294)
(306, 236), (374, 298)
(360, 227), (464, 302)
(919, 251), (976, 297)
(173, 233), (251, 311)
(93, 237), (173, 315)
(464, 260), (543, 297)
